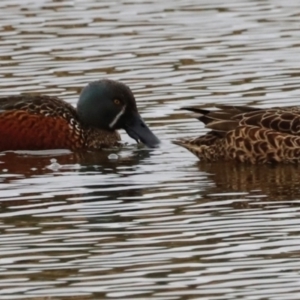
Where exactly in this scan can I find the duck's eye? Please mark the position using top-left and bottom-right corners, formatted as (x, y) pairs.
(114, 99), (121, 105)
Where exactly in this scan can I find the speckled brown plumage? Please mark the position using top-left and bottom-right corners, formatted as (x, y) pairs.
(174, 105), (300, 164)
(0, 95), (120, 151)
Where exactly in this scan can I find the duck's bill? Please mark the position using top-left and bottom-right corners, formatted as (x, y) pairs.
(125, 113), (160, 148)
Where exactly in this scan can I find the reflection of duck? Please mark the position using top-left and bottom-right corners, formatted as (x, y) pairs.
(198, 161), (300, 201)
(0, 79), (159, 151)
(174, 105), (300, 163)
(0, 148), (153, 207)
(0, 147), (152, 177)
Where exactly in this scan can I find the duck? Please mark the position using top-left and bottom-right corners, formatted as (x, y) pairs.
(0, 79), (160, 151)
(174, 104), (300, 164)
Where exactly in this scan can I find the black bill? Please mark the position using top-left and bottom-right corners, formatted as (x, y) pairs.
(124, 113), (160, 148)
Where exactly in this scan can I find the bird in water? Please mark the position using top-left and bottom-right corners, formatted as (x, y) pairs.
(174, 104), (300, 164)
(0, 79), (160, 151)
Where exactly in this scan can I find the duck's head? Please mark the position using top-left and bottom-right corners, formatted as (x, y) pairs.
(77, 79), (160, 148)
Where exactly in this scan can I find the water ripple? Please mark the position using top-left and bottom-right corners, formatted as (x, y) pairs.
(1, 0), (300, 299)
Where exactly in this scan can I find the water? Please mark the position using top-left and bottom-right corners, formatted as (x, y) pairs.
(1, 0), (300, 299)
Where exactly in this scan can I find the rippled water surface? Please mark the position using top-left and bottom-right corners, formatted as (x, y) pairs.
(2, 0), (300, 299)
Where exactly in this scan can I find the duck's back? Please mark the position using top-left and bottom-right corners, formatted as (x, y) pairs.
(0, 95), (84, 151)
(175, 105), (300, 164)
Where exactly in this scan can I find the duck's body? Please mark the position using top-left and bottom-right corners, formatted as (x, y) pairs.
(174, 105), (300, 164)
(0, 95), (121, 151)
(0, 80), (159, 151)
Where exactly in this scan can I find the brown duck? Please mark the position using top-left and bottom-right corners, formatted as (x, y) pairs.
(174, 105), (300, 164)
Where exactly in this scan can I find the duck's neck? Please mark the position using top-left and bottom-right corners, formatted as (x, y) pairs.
(84, 127), (121, 149)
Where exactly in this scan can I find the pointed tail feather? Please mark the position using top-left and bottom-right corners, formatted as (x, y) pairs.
(180, 105), (240, 131)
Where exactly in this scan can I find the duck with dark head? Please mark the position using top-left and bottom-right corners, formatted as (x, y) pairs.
(0, 79), (160, 151)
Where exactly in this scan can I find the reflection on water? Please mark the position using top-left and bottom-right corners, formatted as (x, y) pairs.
(198, 162), (300, 202)
(1, 0), (300, 299)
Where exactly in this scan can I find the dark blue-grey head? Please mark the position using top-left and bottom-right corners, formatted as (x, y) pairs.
(77, 79), (160, 148)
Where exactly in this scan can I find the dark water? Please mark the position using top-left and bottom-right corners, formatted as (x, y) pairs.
(1, 0), (300, 299)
